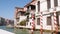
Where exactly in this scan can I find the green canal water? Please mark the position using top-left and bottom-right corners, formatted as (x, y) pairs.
(0, 26), (51, 34)
(0, 26), (14, 33)
(14, 28), (40, 34)
(14, 28), (51, 34)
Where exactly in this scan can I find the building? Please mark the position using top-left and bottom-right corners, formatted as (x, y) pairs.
(0, 17), (6, 26)
(14, 0), (60, 31)
(5, 19), (14, 26)
(14, 7), (27, 26)
(9, 20), (14, 26)
(0, 17), (14, 26)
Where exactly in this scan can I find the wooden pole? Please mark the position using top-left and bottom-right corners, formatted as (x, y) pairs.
(31, 14), (35, 34)
(40, 12), (43, 34)
(53, 8), (58, 34)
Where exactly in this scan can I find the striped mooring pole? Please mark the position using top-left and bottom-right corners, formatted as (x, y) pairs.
(53, 8), (58, 34)
(40, 12), (43, 34)
(31, 14), (35, 34)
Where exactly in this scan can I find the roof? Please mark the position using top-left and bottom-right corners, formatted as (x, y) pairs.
(15, 7), (23, 9)
(24, 0), (35, 7)
(15, 7), (26, 12)
(15, 0), (35, 12)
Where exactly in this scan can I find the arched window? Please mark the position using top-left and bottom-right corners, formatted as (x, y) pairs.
(47, 0), (51, 9)
(38, 1), (40, 12)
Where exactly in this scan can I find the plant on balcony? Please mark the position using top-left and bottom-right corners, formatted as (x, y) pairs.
(20, 20), (26, 26)
(24, 11), (30, 22)
(24, 11), (29, 16)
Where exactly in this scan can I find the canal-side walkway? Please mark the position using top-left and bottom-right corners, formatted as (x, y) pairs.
(0, 29), (15, 34)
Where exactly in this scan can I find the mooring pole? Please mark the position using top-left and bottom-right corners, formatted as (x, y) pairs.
(40, 12), (43, 34)
(53, 8), (58, 34)
(31, 14), (35, 34)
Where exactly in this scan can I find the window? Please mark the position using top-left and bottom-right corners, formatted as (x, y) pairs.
(47, 0), (51, 9)
(30, 22), (31, 25)
(47, 16), (51, 25)
(37, 18), (40, 25)
(16, 18), (19, 22)
(21, 12), (25, 16)
(38, 1), (40, 12)
(56, 13), (59, 26)
(54, 0), (58, 7)
(17, 12), (21, 16)
(25, 20), (28, 25)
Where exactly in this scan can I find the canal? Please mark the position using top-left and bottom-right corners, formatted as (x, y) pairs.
(0, 26), (52, 34)
(14, 28), (51, 34)
(0, 26), (14, 33)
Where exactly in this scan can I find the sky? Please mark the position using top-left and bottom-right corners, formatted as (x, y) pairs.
(0, 0), (31, 20)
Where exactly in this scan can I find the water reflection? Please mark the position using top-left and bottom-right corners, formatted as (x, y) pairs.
(14, 28), (51, 34)
(0, 26), (52, 34)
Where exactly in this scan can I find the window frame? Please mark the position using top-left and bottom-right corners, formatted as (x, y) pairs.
(37, 18), (40, 25)
(47, 16), (51, 25)
(38, 1), (40, 12)
(54, 0), (58, 7)
(47, 0), (51, 9)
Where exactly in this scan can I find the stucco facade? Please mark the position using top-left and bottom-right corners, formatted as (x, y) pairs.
(25, 0), (60, 31)
(14, 0), (60, 31)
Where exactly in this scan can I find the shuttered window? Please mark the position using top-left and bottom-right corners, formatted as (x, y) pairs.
(38, 1), (40, 12)
(54, 0), (58, 7)
(47, 0), (51, 9)
(37, 18), (40, 25)
(47, 16), (51, 25)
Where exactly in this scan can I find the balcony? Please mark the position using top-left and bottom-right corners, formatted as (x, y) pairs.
(27, 5), (36, 13)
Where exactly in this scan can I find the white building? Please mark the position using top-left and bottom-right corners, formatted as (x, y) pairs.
(25, 0), (60, 31)
(14, 7), (27, 26)
(14, 0), (60, 31)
